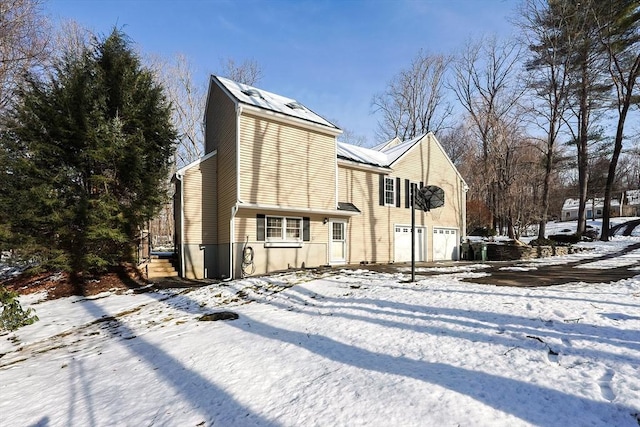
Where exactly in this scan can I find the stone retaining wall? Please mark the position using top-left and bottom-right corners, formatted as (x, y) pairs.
(483, 243), (591, 261)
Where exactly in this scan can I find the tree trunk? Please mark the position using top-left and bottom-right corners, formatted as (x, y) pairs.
(601, 103), (630, 241)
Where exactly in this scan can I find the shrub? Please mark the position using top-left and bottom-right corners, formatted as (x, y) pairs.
(0, 286), (38, 331)
(549, 234), (581, 245)
(529, 238), (555, 246)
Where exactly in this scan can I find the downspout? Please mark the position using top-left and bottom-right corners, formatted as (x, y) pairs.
(175, 171), (186, 278)
(229, 103), (242, 279)
(462, 181), (469, 239)
(230, 204), (238, 279)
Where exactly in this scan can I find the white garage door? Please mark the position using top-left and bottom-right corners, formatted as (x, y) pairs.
(433, 228), (459, 261)
(394, 226), (425, 262)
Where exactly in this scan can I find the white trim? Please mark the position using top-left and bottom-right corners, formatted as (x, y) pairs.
(176, 150), (217, 175)
(236, 103), (242, 202)
(337, 158), (392, 174)
(264, 242), (303, 248)
(174, 171), (186, 278)
(427, 133), (468, 188)
(229, 204), (238, 279)
(329, 218), (348, 264)
(265, 215), (303, 242)
(335, 138), (338, 210)
(384, 176), (396, 206)
(240, 103), (343, 137)
(238, 202), (360, 217)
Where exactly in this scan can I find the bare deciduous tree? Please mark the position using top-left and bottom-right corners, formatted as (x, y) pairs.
(372, 50), (452, 141)
(595, 0), (640, 240)
(49, 19), (93, 64)
(219, 57), (263, 86)
(0, 0), (49, 113)
(436, 122), (472, 167)
(451, 36), (527, 237)
(150, 53), (207, 168)
(518, 0), (571, 240)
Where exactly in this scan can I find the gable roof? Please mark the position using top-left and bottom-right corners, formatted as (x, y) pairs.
(337, 133), (425, 168)
(379, 134), (424, 165)
(212, 75), (340, 131)
(338, 133), (467, 187)
(337, 141), (389, 167)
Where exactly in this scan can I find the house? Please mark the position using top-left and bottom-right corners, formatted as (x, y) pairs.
(622, 189), (640, 216)
(561, 197), (622, 221)
(173, 76), (467, 279)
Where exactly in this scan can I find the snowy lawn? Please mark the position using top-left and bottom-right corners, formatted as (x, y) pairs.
(1, 239), (640, 426)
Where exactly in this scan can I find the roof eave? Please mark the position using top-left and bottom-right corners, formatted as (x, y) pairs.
(337, 158), (392, 173)
(240, 103), (342, 136)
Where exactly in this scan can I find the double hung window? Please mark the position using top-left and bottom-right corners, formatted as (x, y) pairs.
(266, 216), (302, 241)
(384, 177), (395, 206)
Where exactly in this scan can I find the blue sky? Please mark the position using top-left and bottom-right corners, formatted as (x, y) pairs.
(45, 0), (518, 145)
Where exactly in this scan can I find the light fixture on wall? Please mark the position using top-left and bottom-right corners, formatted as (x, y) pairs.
(323, 218), (328, 225)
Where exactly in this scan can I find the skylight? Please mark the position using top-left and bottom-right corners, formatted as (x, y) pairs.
(242, 89), (263, 99)
(286, 101), (305, 110)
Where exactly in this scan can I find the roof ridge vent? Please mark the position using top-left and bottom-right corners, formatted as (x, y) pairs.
(242, 88), (264, 99)
(286, 101), (306, 110)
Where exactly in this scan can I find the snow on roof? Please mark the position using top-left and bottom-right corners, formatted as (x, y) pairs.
(562, 198), (620, 210)
(370, 137), (401, 151)
(337, 141), (389, 167)
(213, 76), (339, 130)
(379, 134), (424, 165)
(337, 133), (428, 168)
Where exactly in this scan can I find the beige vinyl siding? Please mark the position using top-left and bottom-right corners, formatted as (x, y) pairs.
(233, 210), (329, 275)
(182, 155), (217, 244)
(338, 134), (465, 263)
(238, 113), (336, 210)
(390, 134), (464, 230)
(205, 83), (236, 155)
(206, 90), (237, 245)
(338, 166), (397, 263)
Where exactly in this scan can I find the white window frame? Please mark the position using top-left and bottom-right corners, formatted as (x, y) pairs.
(384, 176), (396, 206)
(266, 215), (303, 242)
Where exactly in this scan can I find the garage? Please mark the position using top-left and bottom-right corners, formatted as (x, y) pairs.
(433, 228), (459, 260)
(394, 225), (425, 262)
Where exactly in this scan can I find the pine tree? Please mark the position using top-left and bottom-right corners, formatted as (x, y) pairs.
(0, 29), (176, 282)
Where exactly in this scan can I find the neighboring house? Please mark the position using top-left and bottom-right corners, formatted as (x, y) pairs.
(622, 189), (640, 216)
(561, 197), (622, 221)
(174, 76), (467, 279)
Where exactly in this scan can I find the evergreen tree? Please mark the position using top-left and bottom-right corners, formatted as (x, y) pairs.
(0, 29), (176, 282)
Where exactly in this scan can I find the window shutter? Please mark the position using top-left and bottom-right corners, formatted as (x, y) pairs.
(405, 179), (410, 209)
(257, 214), (265, 241)
(303, 217), (310, 241)
(396, 177), (401, 207)
(379, 174), (385, 206)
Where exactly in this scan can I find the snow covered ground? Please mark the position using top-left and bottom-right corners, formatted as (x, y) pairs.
(1, 238), (640, 426)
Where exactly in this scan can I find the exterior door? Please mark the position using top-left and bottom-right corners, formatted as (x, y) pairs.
(329, 220), (347, 264)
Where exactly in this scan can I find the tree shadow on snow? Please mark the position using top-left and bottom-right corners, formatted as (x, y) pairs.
(73, 298), (278, 426)
(227, 313), (636, 426)
(281, 285), (640, 364)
